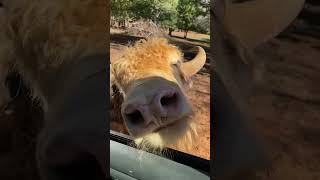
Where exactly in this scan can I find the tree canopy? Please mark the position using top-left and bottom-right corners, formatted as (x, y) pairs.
(111, 0), (133, 22)
(111, 0), (210, 37)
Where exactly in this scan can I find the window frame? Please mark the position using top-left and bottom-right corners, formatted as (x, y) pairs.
(110, 130), (210, 174)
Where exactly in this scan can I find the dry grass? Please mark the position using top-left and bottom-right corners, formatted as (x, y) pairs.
(168, 30), (210, 42)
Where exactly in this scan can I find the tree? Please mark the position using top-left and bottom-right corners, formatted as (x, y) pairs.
(191, 14), (210, 34)
(198, 0), (210, 16)
(130, 0), (177, 22)
(157, 0), (179, 36)
(176, 0), (201, 38)
(130, 0), (161, 22)
(111, 0), (133, 27)
(129, 0), (178, 35)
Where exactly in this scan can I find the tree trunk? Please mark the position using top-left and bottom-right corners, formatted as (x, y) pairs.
(168, 28), (174, 36)
(184, 30), (188, 39)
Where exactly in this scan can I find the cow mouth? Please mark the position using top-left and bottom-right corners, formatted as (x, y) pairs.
(153, 116), (187, 133)
(133, 114), (195, 149)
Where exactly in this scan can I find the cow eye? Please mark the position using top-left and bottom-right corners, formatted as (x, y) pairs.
(172, 60), (182, 67)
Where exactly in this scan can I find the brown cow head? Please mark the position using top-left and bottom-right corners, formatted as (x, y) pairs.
(212, 0), (305, 110)
(212, 0), (305, 179)
(111, 38), (206, 150)
(0, 4), (12, 112)
(0, 0), (109, 179)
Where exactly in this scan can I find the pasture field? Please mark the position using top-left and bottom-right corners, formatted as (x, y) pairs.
(168, 31), (210, 43)
(110, 28), (211, 160)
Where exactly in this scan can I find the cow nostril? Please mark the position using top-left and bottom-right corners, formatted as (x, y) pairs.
(160, 92), (178, 107)
(125, 110), (144, 125)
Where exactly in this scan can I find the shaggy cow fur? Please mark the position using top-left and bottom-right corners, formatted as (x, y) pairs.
(0, 0), (108, 110)
(212, 0), (305, 179)
(0, 0), (109, 178)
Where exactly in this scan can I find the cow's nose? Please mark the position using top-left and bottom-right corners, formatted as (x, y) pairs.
(123, 88), (180, 128)
(152, 88), (180, 116)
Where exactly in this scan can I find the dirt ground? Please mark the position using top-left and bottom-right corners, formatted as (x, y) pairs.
(110, 29), (211, 160)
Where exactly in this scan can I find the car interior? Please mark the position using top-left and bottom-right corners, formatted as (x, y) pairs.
(110, 130), (210, 180)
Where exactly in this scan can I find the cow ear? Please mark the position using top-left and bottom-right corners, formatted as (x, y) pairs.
(179, 46), (206, 78)
(223, 0), (305, 48)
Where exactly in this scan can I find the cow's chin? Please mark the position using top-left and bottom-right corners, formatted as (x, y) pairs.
(133, 115), (197, 152)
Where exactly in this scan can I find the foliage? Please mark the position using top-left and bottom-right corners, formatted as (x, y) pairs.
(111, 0), (133, 21)
(176, 0), (207, 37)
(157, 0), (179, 29)
(191, 14), (210, 34)
(111, 0), (210, 36)
(130, 0), (178, 25)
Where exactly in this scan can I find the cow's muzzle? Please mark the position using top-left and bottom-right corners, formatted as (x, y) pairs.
(121, 77), (192, 138)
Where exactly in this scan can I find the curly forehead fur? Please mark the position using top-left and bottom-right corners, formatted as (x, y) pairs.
(120, 38), (182, 64)
(111, 38), (184, 88)
(3, 0), (108, 67)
